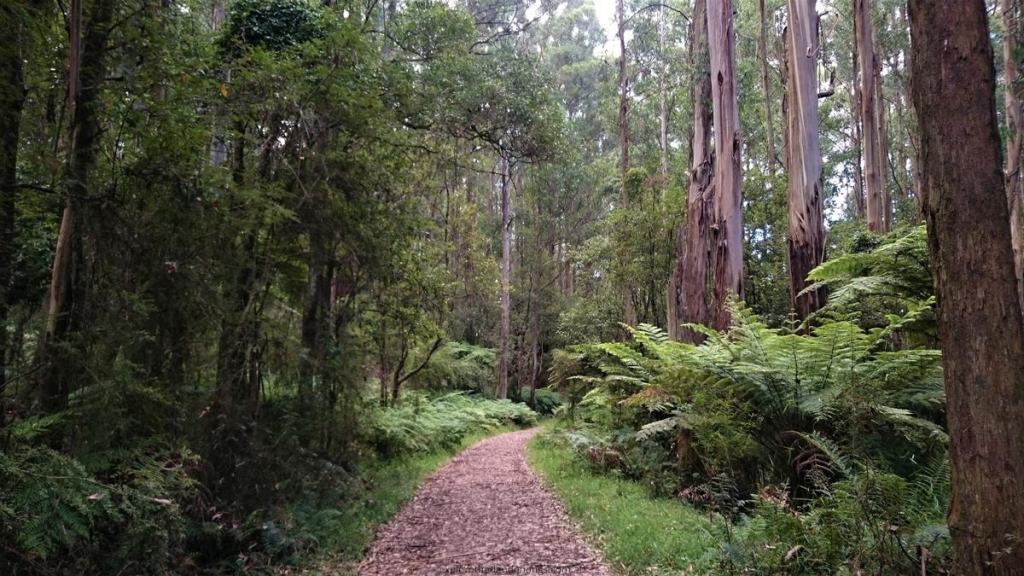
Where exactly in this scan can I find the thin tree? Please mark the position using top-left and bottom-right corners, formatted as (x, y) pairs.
(1002, 0), (1024, 302)
(784, 0), (826, 318)
(854, 0), (888, 233)
(758, 0), (778, 174)
(850, 45), (866, 218)
(909, 0), (1024, 572)
(497, 152), (512, 399)
(708, 0), (743, 329)
(618, 0), (637, 327)
(38, 0), (116, 411)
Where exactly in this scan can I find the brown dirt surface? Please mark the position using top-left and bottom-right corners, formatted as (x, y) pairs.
(359, 428), (610, 576)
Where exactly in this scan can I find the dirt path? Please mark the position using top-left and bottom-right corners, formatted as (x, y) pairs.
(360, 428), (609, 576)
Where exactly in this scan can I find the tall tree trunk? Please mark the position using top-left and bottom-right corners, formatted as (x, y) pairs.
(855, 0), (888, 233)
(784, 0), (826, 319)
(874, 47), (891, 231)
(708, 0), (743, 330)
(497, 153), (511, 400)
(0, 5), (25, 428)
(671, 0), (713, 342)
(661, 3), (674, 335)
(617, 0), (629, 205)
(758, 0), (778, 174)
(909, 1), (1024, 572)
(1002, 0), (1024, 303)
(659, 4), (670, 183)
(617, 0), (637, 328)
(300, 230), (333, 406)
(38, 0), (115, 412)
(851, 46), (867, 218)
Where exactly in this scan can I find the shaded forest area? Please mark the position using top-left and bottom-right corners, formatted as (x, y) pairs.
(1, 0), (1023, 574)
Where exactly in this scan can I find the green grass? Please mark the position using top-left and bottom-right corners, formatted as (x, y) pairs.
(300, 425), (519, 575)
(527, 428), (718, 576)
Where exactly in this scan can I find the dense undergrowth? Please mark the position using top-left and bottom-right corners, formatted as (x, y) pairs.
(0, 389), (535, 574)
(546, 229), (953, 574)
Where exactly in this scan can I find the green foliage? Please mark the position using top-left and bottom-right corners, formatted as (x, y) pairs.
(367, 392), (537, 456)
(806, 226), (935, 342)
(530, 387), (564, 415)
(412, 341), (496, 392)
(220, 0), (327, 54)
(0, 442), (194, 574)
(548, 302), (951, 571)
(720, 470), (951, 575)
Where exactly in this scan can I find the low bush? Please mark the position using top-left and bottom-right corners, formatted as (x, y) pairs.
(411, 342), (497, 392)
(367, 391), (537, 456)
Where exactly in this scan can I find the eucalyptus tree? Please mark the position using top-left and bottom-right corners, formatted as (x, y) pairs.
(783, 0), (825, 318)
(854, 0), (888, 233)
(707, 0), (743, 329)
(910, 0), (1024, 571)
(670, 0), (713, 341)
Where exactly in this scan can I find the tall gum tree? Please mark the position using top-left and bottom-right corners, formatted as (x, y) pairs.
(617, 0), (637, 328)
(784, 0), (825, 319)
(497, 152), (512, 400)
(670, 0), (713, 342)
(854, 0), (888, 233)
(38, 0), (116, 411)
(758, 0), (778, 174)
(707, 0), (743, 330)
(909, 0), (1024, 572)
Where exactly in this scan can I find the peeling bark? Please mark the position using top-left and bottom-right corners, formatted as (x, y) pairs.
(707, 0), (743, 330)
(671, 0), (714, 342)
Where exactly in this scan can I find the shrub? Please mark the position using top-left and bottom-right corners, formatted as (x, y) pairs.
(411, 341), (497, 392)
(0, 439), (195, 575)
(367, 392), (536, 456)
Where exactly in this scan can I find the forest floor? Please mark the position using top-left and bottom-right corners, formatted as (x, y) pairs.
(359, 428), (610, 576)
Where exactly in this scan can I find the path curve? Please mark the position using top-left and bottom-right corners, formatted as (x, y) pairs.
(360, 428), (609, 576)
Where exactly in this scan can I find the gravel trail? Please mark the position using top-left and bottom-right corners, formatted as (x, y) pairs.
(359, 428), (609, 576)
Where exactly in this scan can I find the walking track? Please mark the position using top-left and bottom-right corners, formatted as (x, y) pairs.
(360, 428), (610, 576)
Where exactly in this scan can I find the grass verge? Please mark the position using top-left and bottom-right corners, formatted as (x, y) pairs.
(526, 427), (717, 576)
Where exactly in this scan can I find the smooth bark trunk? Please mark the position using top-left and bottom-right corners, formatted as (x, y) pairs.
(784, 0), (826, 319)
(909, 1), (1024, 572)
(1002, 0), (1024, 303)
(38, 0), (115, 411)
